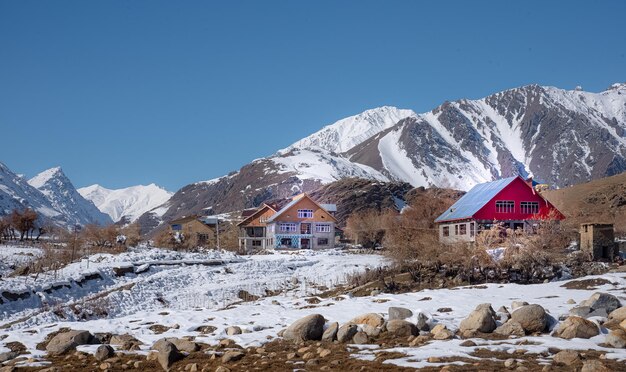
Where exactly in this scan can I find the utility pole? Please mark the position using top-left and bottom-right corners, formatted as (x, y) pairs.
(216, 218), (220, 249)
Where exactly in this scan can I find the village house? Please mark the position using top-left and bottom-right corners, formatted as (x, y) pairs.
(169, 215), (222, 247)
(237, 194), (337, 251)
(434, 176), (564, 244)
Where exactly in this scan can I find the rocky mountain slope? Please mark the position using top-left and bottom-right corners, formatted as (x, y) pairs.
(0, 162), (61, 221)
(78, 183), (172, 223)
(138, 83), (626, 233)
(28, 167), (112, 226)
(543, 171), (626, 233)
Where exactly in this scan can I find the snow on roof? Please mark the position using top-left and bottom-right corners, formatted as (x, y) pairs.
(434, 176), (518, 223)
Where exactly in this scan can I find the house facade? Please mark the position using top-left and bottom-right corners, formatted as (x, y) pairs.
(434, 176), (564, 244)
(169, 215), (221, 247)
(237, 194), (337, 251)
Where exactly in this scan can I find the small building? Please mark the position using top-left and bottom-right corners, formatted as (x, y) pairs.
(434, 176), (564, 244)
(580, 223), (617, 260)
(237, 194), (337, 251)
(169, 215), (222, 247)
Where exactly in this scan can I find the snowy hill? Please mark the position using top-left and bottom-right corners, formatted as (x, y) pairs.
(28, 167), (112, 226)
(78, 183), (173, 223)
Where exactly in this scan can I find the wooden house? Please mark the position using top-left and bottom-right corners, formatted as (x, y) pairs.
(169, 215), (221, 247)
(435, 176), (564, 244)
(238, 194), (337, 251)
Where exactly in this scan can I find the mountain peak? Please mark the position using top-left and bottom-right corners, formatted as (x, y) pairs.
(28, 166), (66, 189)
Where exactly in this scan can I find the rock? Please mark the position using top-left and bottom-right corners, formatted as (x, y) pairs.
(608, 306), (626, 323)
(0, 352), (18, 363)
(152, 340), (184, 371)
(475, 303), (497, 317)
(386, 320), (418, 337)
(322, 322), (338, 341)
(498, 306), (510, 314)
(336, 324), (358, 343)
(621, 319), (626, 330)
(511, 304), (547, 334)
(221, 350), (245, 363)
(569, 306), (592, 317)
(349, 313), (385, 328)
(0, 367), (16, 372)
(605, 328), (626, 348)
(110, 334), (142, 346)
(360, 324), (381, 338)
(566, 299), (576, 304)
(553, 350), (580, 366)
(504, 358), (516, 368)
(352, 331), (368, 344)
(225, 326), (242, 336)
(388, 307), (413, 321)
(494, 321), (525, 337)
(416, 312), (430, 331)
(580, 292), (622, 314)
(554, 316), (599, 339)
(215, 367), (231, 372)
(195, 325), (217, 334)
(431, 325), (454, 340)
(318, 348), (332, 358)
(370, 289), (382, 296)
(94, 345), (115, 362)
(511, 301), (529, 310)
(184, 363), (198, 372)
(409, 335), (430, 346)
(282, 314), (325, 342)
(459, 340), (476, 347)
(46, 330), (94, 355)
(581, 360), (610, 372)
(164, 338), (199, 353)
(99, 362), (111, 370)
(459, 306), (497, 333)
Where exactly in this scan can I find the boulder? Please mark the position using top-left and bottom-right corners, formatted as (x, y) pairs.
(388, 307), (413, 321)
(352, 331), (369, 344)
(321, 322), (338, 342)
(581, 360), (610, 372)
(156, 338), (198, 353)
(110, 334), (142, 346)
(459, 307), (497, 333)
(0, 352), (18, 363)
(608, 306), (626, 323)
(605, 328), (626, 348)
(386, 320), (418, 337)
(430, 324), (454, 340)
(94, 345), (114, 362)
(225, 326), (242, 336)
(46, 330), (94, 356)
(511, 304), (547, 334)
(475, 303), (496, 317)
(580, 292), (622, 314)
(336, 324), (358, 343)
(494, 321), (525, 337)
(416, 312), (430, 331)
(554, 316), (599, 339)
(153, 340), (184, 371)
(283, 314), (325, 342)
(553, 350), (580, 366)
(349, 313), (385, 328)
(569, 306), (592, 318)
(511, 301), (529, 310)
(360, 324), (381, 338)
(221, 350), (245, 363)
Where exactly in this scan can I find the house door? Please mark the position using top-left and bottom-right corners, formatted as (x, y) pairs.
(301, 238), (310, 249)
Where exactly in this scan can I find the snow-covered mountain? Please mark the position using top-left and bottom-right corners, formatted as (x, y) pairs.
(0, 162), (62, 221)
(28, 167), (112, 226)
(78, 183), (173, 223)
(139, 82), (626, 234)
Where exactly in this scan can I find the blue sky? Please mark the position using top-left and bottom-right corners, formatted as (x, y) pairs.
(1, 1), (625, 191)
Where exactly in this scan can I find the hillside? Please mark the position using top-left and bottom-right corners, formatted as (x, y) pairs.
(543, 171), (626, 234)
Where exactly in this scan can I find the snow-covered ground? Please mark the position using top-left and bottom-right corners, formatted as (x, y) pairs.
(1, 246), (626, 369)
(0, 245), (43, 277)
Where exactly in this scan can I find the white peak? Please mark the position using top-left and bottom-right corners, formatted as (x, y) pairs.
(28, 166), (65, 189)
(284, 106), (416, 154)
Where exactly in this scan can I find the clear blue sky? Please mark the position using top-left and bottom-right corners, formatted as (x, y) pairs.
(1, 1), (625, 191)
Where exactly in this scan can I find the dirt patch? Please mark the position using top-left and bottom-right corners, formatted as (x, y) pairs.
(560, 278), (615, 290)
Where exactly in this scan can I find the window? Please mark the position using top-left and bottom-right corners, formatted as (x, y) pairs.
(197, 233), (209, 243)
(297, 209), (314, 218)
(316, 223), (331, 233)
(318, 238), (328, 246)
(171, 224), (182, 231)
(495, 200), (515, 213)
(443, 226), (450, 237)
(454, 225), (459, 235)
(520, 201), (539, 214)
(259, 216), (267, 223)
(252, 240), (262, 246)
(459, 224), (467, 235)
(470, 222), (475, 237)
(279, 223), (296, 232)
